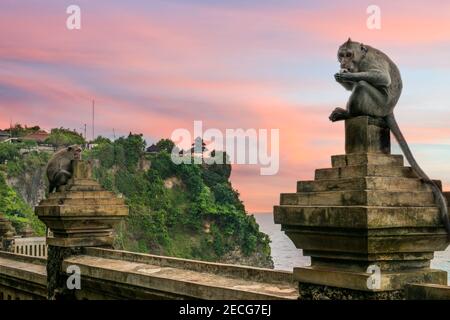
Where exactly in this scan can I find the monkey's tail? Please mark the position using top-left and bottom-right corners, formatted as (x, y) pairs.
(385, 114), (450, 237)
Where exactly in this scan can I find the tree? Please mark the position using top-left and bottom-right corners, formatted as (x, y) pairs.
(45, 128), (85, 147)
(92, 136), (111, 145)
(0, 143), (20, 163)
(3, 124), (40, 137)
(156, 139), (175, 153)
(115, 133), (146, 170)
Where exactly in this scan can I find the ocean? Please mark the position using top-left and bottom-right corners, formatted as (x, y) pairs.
(254, 213), (450, 282)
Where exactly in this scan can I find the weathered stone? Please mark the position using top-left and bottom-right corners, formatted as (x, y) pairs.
(345, 116), (390, 154)
(46, 246), (81, 300)
(274, 206), (442, 229)
(296, 266), (446, 292)
(280, 190), (434, 206)
(315, 164), (417, 180)
(0, 213), (14, 238)
(297, 177), (429, 192)
(331, 153), (403, 167)
(61, 248), (298, 300)
(298, 282), (403, 300)
(405, 283), (450, 300)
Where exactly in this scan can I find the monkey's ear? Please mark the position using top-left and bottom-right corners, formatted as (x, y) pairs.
(360, 43), (368, 53)
(346, 37), (352, 44)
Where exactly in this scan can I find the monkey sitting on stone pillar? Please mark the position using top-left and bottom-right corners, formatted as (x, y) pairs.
(46, 145), (82, 193)
(329, 38), (450, 236)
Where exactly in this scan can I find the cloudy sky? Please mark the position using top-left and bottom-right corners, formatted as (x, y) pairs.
(1, 0), (450, 212)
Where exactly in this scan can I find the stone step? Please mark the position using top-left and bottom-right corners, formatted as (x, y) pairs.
(41, 197), (125, 206)
(280, 190), (435, 207)
(297, 177), (429, 192)
(67, 185), (104, 191)
(69, 178), (101, 186)
(35, 204), (129, 216)
(47, 190), (116, 199)
(315, 164), (417, 180)
(274, 205), (442, 229)
(331, 154), (404, 168)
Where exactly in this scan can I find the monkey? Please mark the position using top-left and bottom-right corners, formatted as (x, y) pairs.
(329, 38), (450, 237)
(46, 145), (82, 193)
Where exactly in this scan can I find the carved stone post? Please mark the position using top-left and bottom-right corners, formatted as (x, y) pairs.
(35, 160), (128, 299)
(274, 116), (449, 299)
(0, 213), (15, 251)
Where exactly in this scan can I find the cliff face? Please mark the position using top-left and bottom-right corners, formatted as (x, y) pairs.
(7, 166), (47, 208)
(0, 150), (49, 235)
(219, 246), (274, 269)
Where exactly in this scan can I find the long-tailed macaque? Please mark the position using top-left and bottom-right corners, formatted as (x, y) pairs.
(330, 38), (450, 236)
(46, 145), (82, 193)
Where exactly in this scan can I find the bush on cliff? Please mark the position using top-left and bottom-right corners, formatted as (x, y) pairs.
(85, 134), (273, 267)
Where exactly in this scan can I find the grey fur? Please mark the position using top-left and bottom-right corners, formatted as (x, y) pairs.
(46, 145), (82, 193)
(330, 39), (450, 236)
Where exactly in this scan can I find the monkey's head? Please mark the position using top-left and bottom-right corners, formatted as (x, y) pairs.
(337, 38), (368, 73)
(66, 145), (82, 160)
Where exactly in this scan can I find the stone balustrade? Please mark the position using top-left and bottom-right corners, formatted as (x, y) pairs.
(0, 246), (297, 300)
(11, 237), (47, 258)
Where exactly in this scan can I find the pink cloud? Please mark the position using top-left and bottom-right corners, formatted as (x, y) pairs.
(1, 1), (449, 213)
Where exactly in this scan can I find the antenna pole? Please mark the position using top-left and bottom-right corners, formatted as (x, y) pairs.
(92, 99), (95, 141)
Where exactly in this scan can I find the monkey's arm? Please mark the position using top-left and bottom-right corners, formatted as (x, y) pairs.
(334, 74), (354, 91)
(336, 70), (391, 87)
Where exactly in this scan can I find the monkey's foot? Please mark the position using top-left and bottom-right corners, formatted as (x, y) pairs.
(329, 107), (350, 122)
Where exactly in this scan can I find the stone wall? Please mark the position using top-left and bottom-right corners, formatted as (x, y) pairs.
(0, 247), (297, 300)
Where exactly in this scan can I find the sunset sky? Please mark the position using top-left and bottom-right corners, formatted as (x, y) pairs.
(1, 0), (450, 213)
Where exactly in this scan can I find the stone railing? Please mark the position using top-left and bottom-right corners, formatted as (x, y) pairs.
(0, 251), (47, 300)
(11, 237), (47, 258)
(0, 247), (297, 300)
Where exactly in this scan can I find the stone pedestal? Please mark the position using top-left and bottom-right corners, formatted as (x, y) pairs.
(345, 116), (390, 154)
(274, 116), (450, 299)
(36, 160), (128, 247)
(0, 213), (15, 251)
(0, 213), (13, 238)
(35, 160), (129, 299)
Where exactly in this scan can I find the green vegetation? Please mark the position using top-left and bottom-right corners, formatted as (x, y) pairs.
(0, 127), (273, 267)
(45, 127), (85, 147)
(85, 134), (272, 265)
(4, 124), (41, 137)
(0, 142), (47, 235)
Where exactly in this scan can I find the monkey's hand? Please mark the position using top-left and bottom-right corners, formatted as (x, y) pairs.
(329, 107), (350, 122)
(334, 72), (355, 83)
